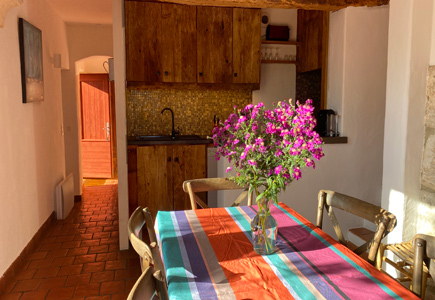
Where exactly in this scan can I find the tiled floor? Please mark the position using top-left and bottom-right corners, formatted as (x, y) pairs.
(0, 184), (141, 300)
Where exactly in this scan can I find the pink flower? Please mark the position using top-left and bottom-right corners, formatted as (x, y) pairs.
(275, 166), (282, 175)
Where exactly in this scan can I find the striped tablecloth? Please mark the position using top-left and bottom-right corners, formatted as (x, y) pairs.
(156, 203), (418, 300)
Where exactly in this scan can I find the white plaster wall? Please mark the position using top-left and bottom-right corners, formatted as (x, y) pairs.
(61, 24), (113, 196)
(382, 0), (433, 243)
(0, 0), (68, 275)
(112, 0), (129, 250)
(220, 7), (390, 239)
(253, 8), (297, 109)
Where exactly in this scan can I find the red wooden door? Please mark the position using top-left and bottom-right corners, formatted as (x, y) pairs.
(80, 74), (112, 178)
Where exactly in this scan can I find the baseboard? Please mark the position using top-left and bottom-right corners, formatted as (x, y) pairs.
(0, 211), (56, 294)
(74, 195), (81, 202)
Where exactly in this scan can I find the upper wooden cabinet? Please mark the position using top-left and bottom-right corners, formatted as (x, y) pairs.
(197, 6), (233, 84)
(125, 2), (196, 83)
(296, 10), (329, 73)
(125, 1), (261, 85)
(232, 8), (261, 84)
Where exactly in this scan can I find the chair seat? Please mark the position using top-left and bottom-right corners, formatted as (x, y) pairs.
(382, 241), (431, 278)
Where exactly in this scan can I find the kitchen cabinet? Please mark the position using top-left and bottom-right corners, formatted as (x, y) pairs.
(125, 1), (261, 86)
(197, 6), (233, 83)
(133, 144), (207, 218)
(125, 1), (196, 83)
(296, 10), (329, 73)
(232, 8), (261, 83)
(127, 145), (138, 216)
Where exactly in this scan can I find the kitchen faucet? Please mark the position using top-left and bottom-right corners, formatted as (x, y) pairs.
(161, 107), (179, 139)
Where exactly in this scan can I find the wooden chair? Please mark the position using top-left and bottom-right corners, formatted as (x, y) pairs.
(412, 234), (435, 298)
(316, 190), (397, 265)
(128, 206), (166, 279)
(182, 177), (253, 210)
(127, 266), (169, 300)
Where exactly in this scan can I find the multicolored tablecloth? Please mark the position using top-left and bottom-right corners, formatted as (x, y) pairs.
(156, 203), (418, 299)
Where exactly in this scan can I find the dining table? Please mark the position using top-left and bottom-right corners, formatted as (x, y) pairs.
(155, 202), (418, 299)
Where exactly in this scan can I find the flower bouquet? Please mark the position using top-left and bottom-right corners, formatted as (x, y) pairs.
(212, 99), (324, 254)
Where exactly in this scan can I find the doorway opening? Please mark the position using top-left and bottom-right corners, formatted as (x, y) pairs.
(77, 56), (117, 188)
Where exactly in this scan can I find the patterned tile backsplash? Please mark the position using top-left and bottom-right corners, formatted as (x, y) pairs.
(127, 87), (252, 137)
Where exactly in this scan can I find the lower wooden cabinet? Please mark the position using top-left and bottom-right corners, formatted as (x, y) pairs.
(128, 144), (207, 218)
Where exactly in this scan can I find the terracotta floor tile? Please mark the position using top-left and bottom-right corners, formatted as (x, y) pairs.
(37, 276), (67, 291)
(100, 280), (124, 294)
(13, 269), (37, 280)
(96, 252), (118, 262)
(105, 260), (126, 271)
(112, 292), (130, 300)
(81, 262), (105, 274)
(93, 232), (111, 239)
(33, 266), (60, 278)
(45, 286), (75, 300)
(89, 245), (109, 254)
(58, 264), (83, 276)
(55, 235), (76, 243)
(65, 273), (91, 287)
(60, 241), (81, 249)
(0, 293), (21, 300)
(90, 270), (115, 284)
(11, 278), (42, 292)
(38, 242), (62, 251)
(85, 295), (111, 300)
(52, 256), (75, 266)
(46, 248), (69, 259)
(73, 283), (100, 298)
(73, 254), (96, 265)
(26, 251), (48, 261)
(27, 258), (54, 270)
(74, 233), (94, 241)
(114, 268), (141, 280)
(80, 239), (101, 247)
(19, 290), (48, 300)
(67, 246), (89, 257)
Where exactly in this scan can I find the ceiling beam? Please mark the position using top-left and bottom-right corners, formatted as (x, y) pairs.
(140, 0), (389, 10)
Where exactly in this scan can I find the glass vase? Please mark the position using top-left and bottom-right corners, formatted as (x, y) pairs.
(251, 199), (278, 255)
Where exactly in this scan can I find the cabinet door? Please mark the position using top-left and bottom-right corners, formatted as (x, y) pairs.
(296, 10), (327, 73)
(232, 8), (261, 84)
(197, 6), (233, 83)
(125, 2), (162, 82)
(173, 145), (207, 211)
(161, 4), (197, 83)
(127, 145), (138, 216)
(137, 146), (173, 219)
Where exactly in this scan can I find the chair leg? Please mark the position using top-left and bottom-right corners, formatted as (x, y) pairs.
(421, 271), (428, 300)
(376, 243), (386, 270)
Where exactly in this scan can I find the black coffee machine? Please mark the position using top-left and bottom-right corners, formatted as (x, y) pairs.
(316, 109), (338, 137)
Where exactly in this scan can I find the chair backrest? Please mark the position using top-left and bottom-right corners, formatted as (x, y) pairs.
(182, 177), (253, 210)
(316, 190), (397, 265)
(128, 206), (166, 279)
(127, 266), (169, 300)
(412, 234), (435, 298)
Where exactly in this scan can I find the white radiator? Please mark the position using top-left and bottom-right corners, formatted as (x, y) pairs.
(55, 173), (74, 219)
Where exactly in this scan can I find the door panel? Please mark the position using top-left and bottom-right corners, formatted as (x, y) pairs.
(137, 145), (173, 219)
(173, 145), (207, 211)
(161, 4), (197, 82)
(233, 8), (261, 83)
(80, 74), (112, 178)
(197, 6), (233, 83)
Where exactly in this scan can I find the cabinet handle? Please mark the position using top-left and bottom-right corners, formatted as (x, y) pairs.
(174, 157), (179, 162)
(157, 71), (161, 76)
(234, 73), (238, 77)
(164, 71), (168, 76)
(167, 157), (172, 162)
(199, 72), (203, 77)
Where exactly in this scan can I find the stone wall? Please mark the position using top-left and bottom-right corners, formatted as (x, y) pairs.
(420, 66), (435, 235)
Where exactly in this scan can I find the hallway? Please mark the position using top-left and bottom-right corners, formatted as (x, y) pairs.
(0, 184), (140, 300)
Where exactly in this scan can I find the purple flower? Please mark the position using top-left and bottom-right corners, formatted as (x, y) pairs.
(275, 166), (282, 175)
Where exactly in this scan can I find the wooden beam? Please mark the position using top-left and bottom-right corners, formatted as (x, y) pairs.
(138, 0), (389, 10)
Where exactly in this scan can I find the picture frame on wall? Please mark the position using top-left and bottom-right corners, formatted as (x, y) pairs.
(18, 18), (44, 103)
